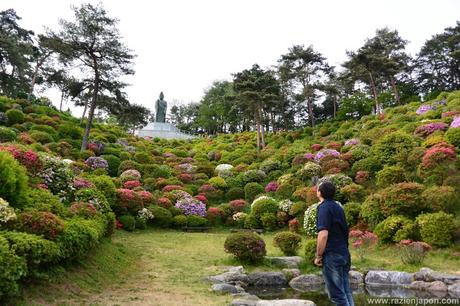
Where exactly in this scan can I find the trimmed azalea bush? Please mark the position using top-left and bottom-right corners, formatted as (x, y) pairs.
(297, 162), (321, 181)
(376, 165), (406, 187)
(0, 151), (28, 209)
(16, 210), (65, 240)
(118, 215), (136, 231)
(224, 232), (266, 262)
(416, 212), (455, 247)
(5, 109), (25, 125)
(0, 126), (17, 142)
(0, 235), (27, 299)
(445, 127), (460, 148)
(371, 131), (415, 165)
(422, 185), (459, 213)
(148, 206), (173, 228)
(304, 239), (317, 263)
(244, 182), (264, 202)
(343, 202), (361, 227)
(273, 231), (302, 256)
(374, 216), (418, 244)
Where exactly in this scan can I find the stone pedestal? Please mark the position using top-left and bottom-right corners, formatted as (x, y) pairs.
(137, 122), (195, 140)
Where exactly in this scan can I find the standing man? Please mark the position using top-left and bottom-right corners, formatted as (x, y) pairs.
(314, 181), (354, 306)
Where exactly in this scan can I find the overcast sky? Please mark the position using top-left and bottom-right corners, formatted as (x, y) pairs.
(2, 0), (460, 115)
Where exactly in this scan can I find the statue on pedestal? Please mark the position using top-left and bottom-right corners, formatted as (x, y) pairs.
(155, 92), (167, 123)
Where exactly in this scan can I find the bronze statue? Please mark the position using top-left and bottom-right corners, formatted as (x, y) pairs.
(155, 92), (167, 123)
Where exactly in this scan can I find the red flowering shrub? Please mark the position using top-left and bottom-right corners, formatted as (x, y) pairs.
(398, 240), (432, 265)
(311, 144), (322, 151)
(17, 210), (65, 240)
(123, 180), (142, 189)
(421, 142), (456, 169)
(195, 194), (207, 204)
(179, 173), (193, 183)
(229, 199), (246, 212)
(326, 142), (342, 150)
(355, 170), (369, 185)
(115, 219), (123, 229)
(69, 202), (98, 218)
(115, 188), (143, 214)
(19, 132), (34, 144)
(288, 218), (300, 233)
(138, 191), (153, 204)
(157, 197), (172, 208)
(0, 145), (42, 172)
(207, 207), (224, 223)
(349, 230), (378, 261)
(162, 185), (184, 192)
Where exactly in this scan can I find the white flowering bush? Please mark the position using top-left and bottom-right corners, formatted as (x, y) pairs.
(37, 154), (75, 201)
(251, 195), (276, 208)
(138, 208), (155, 221)
(304, 202), (320, 238)
(279, 199), (294, 213)
(232, 212), (247, 222)
(216, 164), (233, 173)
(297, 162), (322, 181)
(0, 198), (16, 223)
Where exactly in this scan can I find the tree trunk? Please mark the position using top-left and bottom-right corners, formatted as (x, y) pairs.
(28, 59), (40, 101)
(390, 77), (400, 105)
(333, 95), (337, 118)
(80, 100), (89, 124)
(307, 97), (315, 127)
(255, 112), (260, 155)
(368, 72), (379, 113)
(260, 108), (265, 148)
(59, 90), (64, 112)
(81, 61), (99, 152)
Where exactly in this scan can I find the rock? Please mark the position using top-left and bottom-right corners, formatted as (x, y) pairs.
(448, 281), (460, 298)
(226, 266), (246, 274)
(265, 256), (304, 268)
(282, 268), (301, 281)
(426, 272), (460, 285)
(409, 281), (448, 292)
(414, 267), (434, 281)
(247, 272), (288, 286)
(256, 300), (315, 306)
(349, 270), (364, 285)
(289, 274), (324, 292)
(234, 284), (246, 293)
(231, 299), (315, 306)
(207, 271), (249, 285)
(212, 283), (238, 294)
(365, 270), (414, 286)
(231, 296), (260, 306)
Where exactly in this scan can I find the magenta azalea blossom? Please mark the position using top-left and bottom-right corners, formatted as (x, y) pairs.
(451, 116), (460, 128)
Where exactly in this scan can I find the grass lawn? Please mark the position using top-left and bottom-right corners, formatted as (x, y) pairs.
(12, 229), (460, 306)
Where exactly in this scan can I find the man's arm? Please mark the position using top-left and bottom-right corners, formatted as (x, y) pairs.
(316, 229), (328, 258)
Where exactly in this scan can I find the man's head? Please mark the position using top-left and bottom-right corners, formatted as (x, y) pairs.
(316, 181), (336, 201)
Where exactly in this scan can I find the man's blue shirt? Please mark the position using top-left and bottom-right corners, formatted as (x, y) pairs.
(316, 199), (349, 256)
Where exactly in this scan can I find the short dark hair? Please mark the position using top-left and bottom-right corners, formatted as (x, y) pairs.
(318, 181), (336, 199)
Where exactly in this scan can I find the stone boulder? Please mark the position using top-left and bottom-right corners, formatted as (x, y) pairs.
(448, 281), (460, 298)
(247, 272), (288, 286)
(414, 267), (460, 285)
(212, 283), (238, 294)
(409, 281), (448, 292)
(206, 271), (249, 285)
(282, 268), (301, 281)
(231, 299), (315, 306)
(289, 274), (324, 292)
(349, 270), (364, 285)
(365, 270), (413, 286)
(265, 256), (304, 268)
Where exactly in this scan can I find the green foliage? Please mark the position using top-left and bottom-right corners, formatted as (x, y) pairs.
(0, 126), (17, 142)
(445, 128), (460, 148)
(186, 215), (208, 227)
(226, 187), (245, 201)
(273, 231), (302, 256)
(0, 235), (27, 299)
(422, 186), (459, 213)
(208, 176), (227, 189)
(101, 154), (121, 177)
(343, 202), (361, 227)
(5, 109), (25, 125)
(376, 165), (406, 187)
(244, 182), (264, 202)
(30, 131), (54, 144)
(260, 213), (277, 231)
(416, 212), (454, 247)
(0, 151), (28, 209)
(224, 232), (266, 262)
(374, 216), (418, 244)
(251, 198), (278, 219)
(88, 175), (117, 202)
(16, 210), (65, 240)
(371, 131), (415, 165)
(173, 215), (187, 228)
(57, 124), (83, 140)
(148, 206), (172, 228)
(118, 215), (136, 231)
(304, 239), (317, 264)
(24, 188), (65, 216)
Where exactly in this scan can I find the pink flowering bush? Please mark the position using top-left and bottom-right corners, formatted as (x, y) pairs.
(0, 145), (42, 172)
(179, 173), (193, 183)
(311, 144), (322, 151)
(288, 218), (300, 233)
(115, 188), (143, 214)
(451, 116), (460, 128)
(315, 149), (340, 162)
(416, 104), (433, 115)
(442, 111), (460, 118)
(73, 178), (94, 189)
(123, 180), (142, 189)
(157, 197), (172, 208)
(414, 122), (448, 137)
(69, 202), (98, 218)
(265, 181), (279, 192)
(421, 142), (456, 169)
(207, 207), (224, 223)
(162, 185), (184, 192)
(398, 240), (432, 265)
(349, 230), (378, 261)
(138, 191), (153, 204)
(229, 199), (246, 212)
(355, 170), (370, 185)
(344, 139), (360, 147)
(195, 194), (207, 204)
